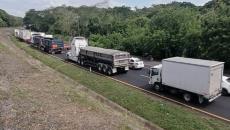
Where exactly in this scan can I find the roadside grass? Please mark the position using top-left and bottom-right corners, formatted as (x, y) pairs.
(12, 37), (230, 130)
(0, 43), (5, 50)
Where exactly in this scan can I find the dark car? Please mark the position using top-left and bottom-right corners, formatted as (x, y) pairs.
(40, 38), (64, 54)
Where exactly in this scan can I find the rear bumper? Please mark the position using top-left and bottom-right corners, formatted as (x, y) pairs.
(51, 48), (63, 52)
(208, 93), (222, 102)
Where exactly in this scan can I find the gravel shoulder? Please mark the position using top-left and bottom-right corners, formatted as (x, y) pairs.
(0, 28), (151, 130)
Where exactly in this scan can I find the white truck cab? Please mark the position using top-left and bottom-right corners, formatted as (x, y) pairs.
(149, 64), (162, 89)
(66, 37), (88, 62)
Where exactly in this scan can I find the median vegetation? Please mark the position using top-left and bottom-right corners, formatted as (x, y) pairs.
(12, 38), (230, 130)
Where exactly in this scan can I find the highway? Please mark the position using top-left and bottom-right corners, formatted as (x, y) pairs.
(54, 53), (230, 120)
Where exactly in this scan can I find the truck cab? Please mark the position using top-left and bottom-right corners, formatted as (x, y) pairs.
(149, 64), (162, 90)
(66, 37), (88, 62)
(41, 38), (64, 54)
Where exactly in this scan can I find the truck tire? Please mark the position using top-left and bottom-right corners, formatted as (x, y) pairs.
(102, 65), (107, 73)
(80, 60), (84, 66)
(98, 65), (102, 72)
(107, 68), (113, 76)
(222, 88), (228, 96)
(154, 84), (161, 91)
(183, 93), (192, 102)
(198, 95), (207, 105)
(66, 55), (69, 61)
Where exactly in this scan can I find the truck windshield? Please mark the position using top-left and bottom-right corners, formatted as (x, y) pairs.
(151, 68), (159, 76)
(53, 39), (63, 45)
(227, 78), (230, 83)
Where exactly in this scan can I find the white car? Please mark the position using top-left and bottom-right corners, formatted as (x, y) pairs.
(222, 76), (230, 95)
(129, 57), (144, 69)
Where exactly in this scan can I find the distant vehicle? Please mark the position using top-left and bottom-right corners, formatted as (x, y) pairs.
(222, 76), (230, 95)
(66, 37), (130, 75)
(29, 32), (45, 44)
(31, 35), (43, 48)
(148, 57), (224, 104)
(129, 57), (144, 69)
(64, 43), (71, 51)
(18, 29), (31, 42)
(40, 38), (64, 54)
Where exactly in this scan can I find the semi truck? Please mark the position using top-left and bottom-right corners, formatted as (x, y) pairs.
(29, 32), (45, 44)
(148, 57), (224, 104)
(66, 37), (130, 75)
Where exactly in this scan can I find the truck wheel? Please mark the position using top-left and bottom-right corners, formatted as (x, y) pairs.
(98, 65), (102, 72)
(102, 65), (107, 73)
(66, 55), (70, 61)
(107, 68), (112, 76)
(154, 84), (161, 91)
(222, 88), (228, 96)
(80, 61), (84, 66)
(123, 70), (128, 73)
(183, 93), (192, 102)
(198, 95), (207, 105)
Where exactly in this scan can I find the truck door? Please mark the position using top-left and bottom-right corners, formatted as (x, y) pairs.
(71, 39), (76, 57)
(149, 68), (160, 85)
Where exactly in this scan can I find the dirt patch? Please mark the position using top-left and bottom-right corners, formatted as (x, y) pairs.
(0, 28), (150, 130)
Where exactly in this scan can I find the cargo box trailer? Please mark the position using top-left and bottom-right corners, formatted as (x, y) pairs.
(18, 29), (31, 42)
(148, 57), (224, 104)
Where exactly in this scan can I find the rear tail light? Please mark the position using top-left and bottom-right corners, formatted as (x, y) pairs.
(52, 44), (58, 49)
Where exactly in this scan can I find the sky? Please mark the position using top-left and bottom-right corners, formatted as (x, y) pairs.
(0, 0), (211, 17)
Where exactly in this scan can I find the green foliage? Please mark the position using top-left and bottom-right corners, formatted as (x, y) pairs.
(0, 9), (22, 27)
(23, 0), (230, 68)
(199, 0), (230, 68)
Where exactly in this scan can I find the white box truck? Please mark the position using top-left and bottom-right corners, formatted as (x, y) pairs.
(18, 29), (31, 42)
(148, 57), (224, 104)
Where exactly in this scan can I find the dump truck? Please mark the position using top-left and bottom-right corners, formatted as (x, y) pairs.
(66, 37), (130, 75)
(148, 57), (224, 104)
(79, 46), (130, 75)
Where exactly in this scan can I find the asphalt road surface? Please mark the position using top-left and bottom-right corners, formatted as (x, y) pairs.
(54, 53), (230, 120)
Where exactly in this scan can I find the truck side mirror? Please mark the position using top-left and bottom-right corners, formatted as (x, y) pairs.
(147, 69), (150, 76)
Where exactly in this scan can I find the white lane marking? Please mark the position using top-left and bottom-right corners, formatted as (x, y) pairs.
(140, 75), (150, 78)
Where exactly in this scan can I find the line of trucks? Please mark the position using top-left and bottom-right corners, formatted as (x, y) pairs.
(14, 28), (226, 105)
